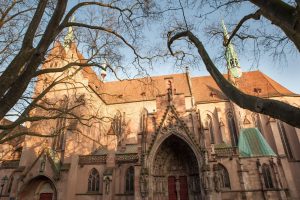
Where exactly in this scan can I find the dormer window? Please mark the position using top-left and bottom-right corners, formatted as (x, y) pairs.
(210, 91), (217, 98)
(253, 87), (262, 94)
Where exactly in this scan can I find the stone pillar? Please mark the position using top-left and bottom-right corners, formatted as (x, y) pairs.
(270, 158), (287, 200)
(103, 153), (115, 200)
(65, 155), (79, 200)
(236, 158), (249, 200)
(135, 166), (142, 200)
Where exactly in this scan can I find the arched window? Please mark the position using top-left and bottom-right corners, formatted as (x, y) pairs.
(88, 168), (100, 192)
(218, 164), (230, 189)
(206, 115), (215, 144)
(227, 112), (238, 146)
(277, 120), (293, 159)
(262, 164), (274, 189)
(112, 111), (123, 137)
(125, 166), (134, 194)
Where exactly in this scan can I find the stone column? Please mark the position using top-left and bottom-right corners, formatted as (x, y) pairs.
(236, 158), (249, 200)
(270, 159), (287, 200)
(103, 153), (115, 200)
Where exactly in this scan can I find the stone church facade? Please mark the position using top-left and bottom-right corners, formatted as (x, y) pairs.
(0, 41), (300, 200)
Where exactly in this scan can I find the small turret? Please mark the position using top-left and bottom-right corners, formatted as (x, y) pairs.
(99, 60), (109, 81)
(222, 20), (242, 81)
(64, 16), (75, 49)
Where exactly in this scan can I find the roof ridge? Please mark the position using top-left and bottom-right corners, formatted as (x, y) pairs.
(104, 72), (187, 84)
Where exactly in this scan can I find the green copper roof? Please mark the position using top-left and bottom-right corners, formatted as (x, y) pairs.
(222, 20), (242, 78)
(238, 128), (276, 157)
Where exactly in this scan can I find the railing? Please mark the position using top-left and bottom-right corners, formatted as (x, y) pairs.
(78, 155), (107, 165)
(214, 147), (238, 157)
(115, 153), (139, 163)
(0, 160), (20, 169)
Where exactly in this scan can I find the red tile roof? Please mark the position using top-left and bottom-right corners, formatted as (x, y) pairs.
(88, 70), (295, 104)
(46, 42), (295, 104)
(92, 73), (191, 104)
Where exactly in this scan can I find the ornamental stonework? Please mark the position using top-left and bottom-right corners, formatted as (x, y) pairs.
(78, 155), (107, 165)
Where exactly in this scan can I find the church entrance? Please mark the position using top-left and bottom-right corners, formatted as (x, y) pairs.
(152, 135), (202, 200)
(18, 175), (56, 200)
(167, 176), (189, 200)
(39, 193), (53, 200)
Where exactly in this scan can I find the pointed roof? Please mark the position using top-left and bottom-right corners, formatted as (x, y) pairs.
(191, 70), (295, 104)
(222, 20), (242, 79)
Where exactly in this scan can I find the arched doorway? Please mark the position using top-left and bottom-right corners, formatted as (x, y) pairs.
(18, 175), (57, 200)
(151, 135), (202, 200)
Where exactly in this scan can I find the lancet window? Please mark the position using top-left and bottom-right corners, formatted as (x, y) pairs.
(206, 115), (215, 144)
(262, 164), (274, 189)
(88, 168), (100, 192)
(218, 164), (231, 189)
(227, 112), (238, 146)
(277, 120), (293, 159)
(125, 166), (134, 194)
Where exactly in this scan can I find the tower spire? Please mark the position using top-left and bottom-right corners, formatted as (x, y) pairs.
(222, 20), (242, 80)
(64, 16), (75, 49)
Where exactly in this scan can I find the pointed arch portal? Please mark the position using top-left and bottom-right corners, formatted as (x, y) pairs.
(151, 135), (202, 200)
(18, 175), (57, 200)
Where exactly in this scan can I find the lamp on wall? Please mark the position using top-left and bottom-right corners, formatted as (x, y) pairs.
(0, 175), (8, 199)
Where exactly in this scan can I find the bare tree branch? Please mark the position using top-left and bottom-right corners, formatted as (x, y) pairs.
(167, 30), (300, 128)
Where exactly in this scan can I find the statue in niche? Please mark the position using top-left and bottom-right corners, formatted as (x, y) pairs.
(201, 172), (210, 191)
(39, 154), (46, 173)
(140, 168), (149, 197)
(213, 171), (221, 192)
(104, 176), (111, 194)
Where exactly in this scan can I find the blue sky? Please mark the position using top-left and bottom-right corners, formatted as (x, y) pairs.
(70, 1), (300, 94)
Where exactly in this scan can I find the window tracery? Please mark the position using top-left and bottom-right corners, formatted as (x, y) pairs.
(262, 164), (274, 189)
(227, 112), (238, 146)
(218, 164), (231, 189)
(125, 166), (134, 194)
(88, 168), (100, 192)
(277, 120), (293, 159)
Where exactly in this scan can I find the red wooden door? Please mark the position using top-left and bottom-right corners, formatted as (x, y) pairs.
(39, 193), (53, 200)
(168, 176), (177, 200)
(179, 176), (188, 200)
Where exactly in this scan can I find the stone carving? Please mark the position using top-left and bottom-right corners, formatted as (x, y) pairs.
(202, 172), (210, 190)
(103, 176), (111, 194)
(140, 168), (149, 197)
(39, 154), (46, 173)
(78, 155), (107, 165)
(213, 171), (222, 192)
(115, 153), (139, 163)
